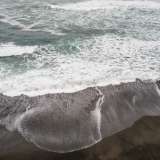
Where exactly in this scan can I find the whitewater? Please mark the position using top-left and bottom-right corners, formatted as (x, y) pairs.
(0, 0), (159, 96)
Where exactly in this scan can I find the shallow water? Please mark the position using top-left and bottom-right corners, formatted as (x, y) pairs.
(0, 80), (160, 153)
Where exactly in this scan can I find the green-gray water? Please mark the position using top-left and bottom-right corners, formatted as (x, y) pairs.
(0, 0), (160, 96)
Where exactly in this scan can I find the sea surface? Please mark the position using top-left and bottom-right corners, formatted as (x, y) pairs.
(0, 0), (160, 96)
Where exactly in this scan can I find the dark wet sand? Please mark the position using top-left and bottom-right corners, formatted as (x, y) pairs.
(1, 116), (160, 160)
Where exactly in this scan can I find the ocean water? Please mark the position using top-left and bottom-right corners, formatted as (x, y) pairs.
(0, 0), (160, 96)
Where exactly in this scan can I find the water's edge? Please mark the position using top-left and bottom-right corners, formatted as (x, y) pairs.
(0, 79), (160, 155)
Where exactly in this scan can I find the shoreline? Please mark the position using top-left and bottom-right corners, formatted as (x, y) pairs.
(1, 78), (159, 97)
(0, 79), (160, 159)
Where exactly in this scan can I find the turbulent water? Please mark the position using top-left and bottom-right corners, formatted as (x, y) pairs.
(0, 0), (160, 96)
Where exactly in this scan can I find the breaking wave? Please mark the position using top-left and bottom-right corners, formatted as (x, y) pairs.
(49, 0), (160, 11)
(0, 43), (37, 57)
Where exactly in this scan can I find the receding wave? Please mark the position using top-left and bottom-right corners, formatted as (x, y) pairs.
(0, 79), (160, 153)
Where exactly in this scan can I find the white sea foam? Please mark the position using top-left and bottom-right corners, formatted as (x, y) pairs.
(0, 0), (160, 96)
(0, 16), (64, 35)
(0, 43), (37, 57)
(0, 34), (159, 97)
(155, 83), (160, 97)
(91, 87), (105, 138)
(1, 79), (136, 97)
(50, 0), (160, 11)
(0, 17), (28, 30)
